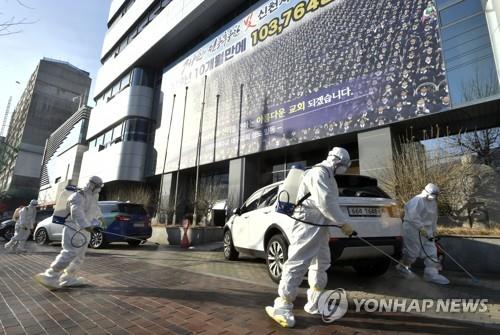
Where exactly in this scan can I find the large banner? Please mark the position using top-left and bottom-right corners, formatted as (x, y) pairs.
(157, 0), (449, 173)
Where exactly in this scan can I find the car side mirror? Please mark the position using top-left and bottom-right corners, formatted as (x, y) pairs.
(233, 208), (241, 216)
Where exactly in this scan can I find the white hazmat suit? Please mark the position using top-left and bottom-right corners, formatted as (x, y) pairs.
(35, 176), (103, 290)
(398, 183), (449, 285)
(266, 147), (354, 328)
(4, 200), (37, 253)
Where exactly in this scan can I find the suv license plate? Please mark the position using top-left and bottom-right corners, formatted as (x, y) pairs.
(133, 222), (144, 228)
(347, 207), (381, 217)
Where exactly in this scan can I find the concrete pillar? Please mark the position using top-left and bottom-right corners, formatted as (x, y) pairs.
(228, 158), (245, 211)
(357, 127), (394, 194)
(228, 157), (260, 211)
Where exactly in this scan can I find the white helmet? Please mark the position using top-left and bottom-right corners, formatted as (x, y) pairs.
(327, 147), (351, 174)
(29, 199), (38, 207)
(423, 183), (439, 200)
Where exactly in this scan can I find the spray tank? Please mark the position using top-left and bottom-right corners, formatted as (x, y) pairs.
(52, 185), (79, 224)
(275, 164), (305, 216)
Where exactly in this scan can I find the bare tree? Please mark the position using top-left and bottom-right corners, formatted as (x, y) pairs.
(456, 128), (500, 167)
(105, 184), (155, 211)
(454, 66), (500, 166)
(461, 66), (499, 102)
(0, 0), (36, 37)
(192, 176), (227, 226)
(379, 126), (475, 219)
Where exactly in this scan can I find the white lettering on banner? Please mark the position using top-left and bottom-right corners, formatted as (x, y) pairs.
(258, 0), (291, 21)
(318, 290), (489, 323)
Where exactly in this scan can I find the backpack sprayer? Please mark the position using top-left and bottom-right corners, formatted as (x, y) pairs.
(419, 232), (480, 283)
(275, 165), (413, 273)
(52, 185), (159, 248)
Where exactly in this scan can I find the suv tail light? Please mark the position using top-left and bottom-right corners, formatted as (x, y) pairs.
(385, 205), (402, 218)
(115, 215), (131, 221)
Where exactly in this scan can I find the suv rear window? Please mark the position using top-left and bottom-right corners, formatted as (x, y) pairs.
(335, 175), (390, 198)
(118, 203), (147, 215)
(99, 204), (119, 213)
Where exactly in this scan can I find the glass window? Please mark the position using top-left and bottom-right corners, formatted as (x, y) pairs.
(112, 123), (123, 141)
(99, 203), (119, 213)
(102, 130), (109, 145)
(128, 27), (138, 43)
(436, 0), (457, 9)
(137, 16), (149, 33)
(135, 119), (149, 133)
(439, 0), (482, 26)
(120, 72), (131, 90)
(96, 134), (104, 146)
(149, 2), (160, 20)
(118, 38), (128, 54)
(110, 81), (120, 97)
(258, 186), (279, 208)
(440, 7), (499, 105)
(131, 68), (154, 87)
(119, 203), (147, 215)
(161, 0), (171, 9)
(240, 190), (262, 214)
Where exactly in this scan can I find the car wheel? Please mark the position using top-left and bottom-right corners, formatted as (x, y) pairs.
(34, 228), (50, 245)
(3, 226), (15, 241)
(223, 229), (239, 260)
(266, 234), (288, 283)
(127, 240), (142, 247)
(353, 258), (391, 277)
(89, 230), (106, 249)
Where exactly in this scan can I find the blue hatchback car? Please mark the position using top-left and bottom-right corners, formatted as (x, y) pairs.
(34, 201), (152, 248)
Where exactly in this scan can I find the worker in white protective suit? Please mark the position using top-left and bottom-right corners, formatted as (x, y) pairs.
(266, 147), (354, 328)
(34, 176), (103, 290)
(396, 183), (449, 285)
(4, 200), (37, 253)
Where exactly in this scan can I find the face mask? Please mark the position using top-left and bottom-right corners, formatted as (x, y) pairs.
(335, 164), (349, 175)
(426, 194), (437, 201)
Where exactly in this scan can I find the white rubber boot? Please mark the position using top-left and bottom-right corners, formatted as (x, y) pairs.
(423, 267), (450, 285)
(304, 288), (322, 315)
(34, 269), (61, 290)
(59, 270), (87, 287)
(265, 297), (296, 328)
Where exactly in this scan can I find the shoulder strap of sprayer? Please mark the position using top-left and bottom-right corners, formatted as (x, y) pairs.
(295, 164), (331, 207)
(64, 188), (84, 220)
(285, 164), (353, 230)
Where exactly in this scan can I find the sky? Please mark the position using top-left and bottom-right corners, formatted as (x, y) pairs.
(0, 0), (110, 136)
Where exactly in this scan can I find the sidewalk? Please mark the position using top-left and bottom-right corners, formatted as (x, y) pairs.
(0, 242), (498, 334)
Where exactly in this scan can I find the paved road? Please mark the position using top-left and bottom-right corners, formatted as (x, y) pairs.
(0, 241), (499, 334)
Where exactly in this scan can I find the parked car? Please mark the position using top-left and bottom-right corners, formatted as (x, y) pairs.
(0, 219), (15, 241)
(223, 174), (403, 283)
(33, 201), (152, 248)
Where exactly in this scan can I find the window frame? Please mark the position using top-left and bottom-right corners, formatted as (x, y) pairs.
(240, 190), (263, 214)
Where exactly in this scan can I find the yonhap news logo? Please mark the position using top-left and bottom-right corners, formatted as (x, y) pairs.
(317, 290), (489, 323)
(317, 289), (348, 323)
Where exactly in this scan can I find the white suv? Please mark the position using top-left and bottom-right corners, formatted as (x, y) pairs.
(223, 174), (403, 283)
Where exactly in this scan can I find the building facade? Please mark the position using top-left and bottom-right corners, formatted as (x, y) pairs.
(0, 58), (91, 205)
(89, 0), (500, 223)
(38, 106), (91, 207)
